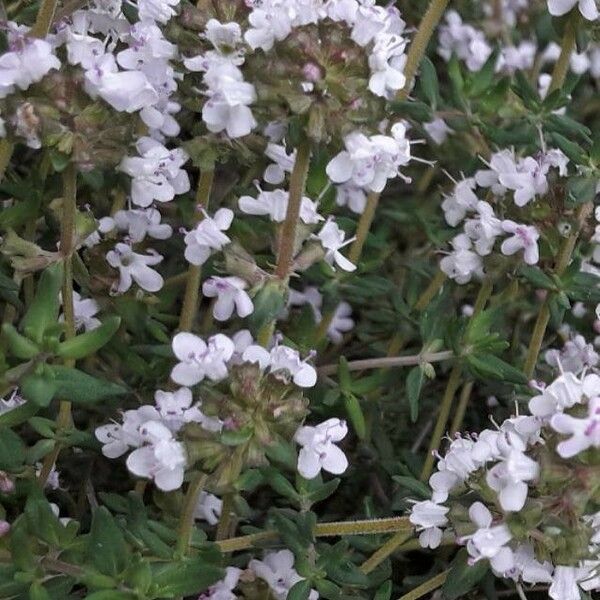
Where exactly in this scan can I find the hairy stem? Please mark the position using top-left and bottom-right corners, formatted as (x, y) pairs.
(414, 270), (446, 312)
(30, 0), (60, 37)
(359, 530), (413, 574)
(397, 570), (450, 600)
(38, 164), (77, 486)
(274, 140), (311, 281)
(449, 380), (474, 436)
(348, 191), (380, 265)
(319, 350), (454, 376)
(176, 472), (208, 555)
(216, 517), (412, 553)
(523, 202), (592, 378)
(548, 12), (579, 94)
(397, 0), (451, 101)
(215, 492), (234, 541)
(179, 170), (214, 332)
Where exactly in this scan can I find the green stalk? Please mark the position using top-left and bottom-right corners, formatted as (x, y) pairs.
(215, 492), (234, 541)
(30, 0), (61, 37)
(176, 472), (208, 555)
(38, 164), (77, 486)
(397, 0), (452, 101)
(348, 191), (380, 265)
(274, 140), (312, 281)
(397, 570), (450, 600)
(179, 170), (214, 332)
(359, 530), (413, 575)
(414, 270), (447, 312)
(548, 12), (579, 95)
(523, 202), (592, 378)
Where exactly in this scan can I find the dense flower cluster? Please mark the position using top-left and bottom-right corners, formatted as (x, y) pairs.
(410, 367), (600, 599)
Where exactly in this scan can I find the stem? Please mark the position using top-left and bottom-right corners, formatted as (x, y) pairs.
(397, 0), (451, 100)
(216, 517), (412, 553)
(176, 472), (208, 555)
(179, 170), (214, 332)
(38, 164), (77, 486)
(449, 380), (473, 436)
(548, 12), (579, 94)
(319, 350), (454, 376)
(30, 0), (60, 37)
(359, 530), (413, 575)
(414, 270), (446, 312)
(215, 492), (234, 541)
(419, 362), (462, 481)
(397, 570), (450, 600)
(274, 140), (311, 281)
(0, 139), (13, 184)
(348, 191), (380, 265)
(523, 202), (592, 378)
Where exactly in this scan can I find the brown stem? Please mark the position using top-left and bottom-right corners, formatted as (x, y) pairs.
(176, 472), (208, 555)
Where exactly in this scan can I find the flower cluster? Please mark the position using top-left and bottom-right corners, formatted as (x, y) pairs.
(410, 367), (600, 600)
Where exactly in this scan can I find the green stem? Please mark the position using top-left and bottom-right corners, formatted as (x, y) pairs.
(179, 170), (214, 332)
(397, 0), (452, 100)
(0, 140), (13, 184)
(274, 140), (312, 281)
(548, 12), (579, 94)
(215, 492), (234, 541)
(414, 270), (446, 312)
(318, 350), (454, 377)
(30, 0), (60, 37)
(449, 380), (474, 436)
(348, 191), (380, 265)
(176, 472), (208, 555)
(359, 530), (413, 575)
(523, 202), (592, 378)
(397, 570), (450, 600)
(38, 164), (77, 486)
(216, 517), (412, 553)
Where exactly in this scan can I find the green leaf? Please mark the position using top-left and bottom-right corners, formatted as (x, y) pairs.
(442, 549), (489, 600)
(469, 48), (499, 97)
(406, 367), (424, 423)
(467, 353), (527, 384)
(567, 176), (598, 205)
(150, 558), (223, 597)
(0, 270), (22, 309)
(248, 282), (286, 334)
(55, 316), (121, 360)
(419, 57), (439, 108)
(1, 323), (39, 359)
(21, 263), (64, 344)
(0, 426), (25, 470)
(288, 579), (313, 600)
(0, 401), (39, 427)
(87, 507), (129, 577)
(549, 132), (586, 164)
(219, 425), (253, 446)
(392, 475), (431, 499)
(84, 592), (136, 600)
(21, 373), (57, 407)
(518, 265), (557, 290)
(24, 490), (64, 547)
(49, 366), (128, 404)
(343, 392), (366, 439)
(388, 100), (433, 122)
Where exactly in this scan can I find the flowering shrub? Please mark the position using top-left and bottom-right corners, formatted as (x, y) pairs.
(2, 0), (600, 598)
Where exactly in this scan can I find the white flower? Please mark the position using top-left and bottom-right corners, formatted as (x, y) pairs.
(410, 500), (449, 549)
(194, 491), (223, 526)
(137, 0), (181, 23)
(61, 291), (101, 331)
(464, 201), (503, 256)
(199, 566), (242, 600)
(249, 550), (318, 600)
(486, 448), (539, 511)
(0, 25), (61, 98)
(316, 220), (356, 272)
(549, 566), (582, 600)
(551, 396), (600, 457)
(547, 0), (599, 21)
(202, 276), (254, 321)
(244, 4), (294, 51)
(113, 208), (173, 243)
(335, 184), (368, 214)
(326, 124), (411, 193)
(294, 418), (348, 479)
(183, 208), (233, 266)
(545, 335), (599, 374)
(95, 405), (161, 458)
(242, 344), (318, 388)
(171, 332), (235, 386)
(0, 390), (25, 415)
(500, 221), (540, 265)
(106, 243), (164, 293)
(462, 502), (514, 575)
(368, 33), (407, 98)
(154, 387), (221, 432)
(126, 421), (186, 491)
(441, 178), (479, 226)
(238, 188), (323, 224)
(512, 544), (553, 584)
(424, 118), (453, 145)
(264, 143), (296, 184)
(327, 302), (355, 343)
(440, 234), (484, 284)
(120, 138), (190, 207)
(528, 372), (583, 418)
